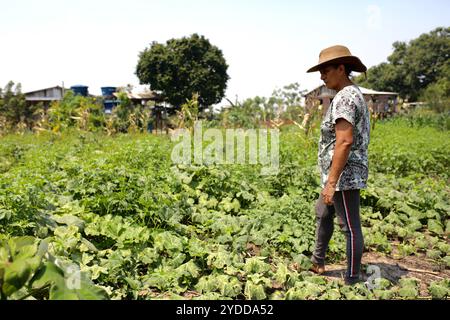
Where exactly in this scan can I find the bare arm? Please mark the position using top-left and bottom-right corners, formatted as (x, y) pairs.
(321, 118), (354, 205)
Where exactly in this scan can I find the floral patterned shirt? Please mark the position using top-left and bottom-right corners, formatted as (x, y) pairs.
(318, 85), (370, 191)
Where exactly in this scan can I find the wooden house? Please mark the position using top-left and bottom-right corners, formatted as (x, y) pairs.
(304, 85), (398, 116)
(24, 86), (66, 108)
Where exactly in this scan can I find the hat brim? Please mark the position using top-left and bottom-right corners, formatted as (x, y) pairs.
(307, 56), (367, 73)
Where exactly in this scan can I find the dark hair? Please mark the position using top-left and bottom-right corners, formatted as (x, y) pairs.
(330, 63), (352, 77)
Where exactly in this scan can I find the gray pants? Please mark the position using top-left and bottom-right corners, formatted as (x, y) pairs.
(311, 189), (364, 280)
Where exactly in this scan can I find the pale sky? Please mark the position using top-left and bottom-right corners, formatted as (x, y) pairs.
(0, 0), (449, 107)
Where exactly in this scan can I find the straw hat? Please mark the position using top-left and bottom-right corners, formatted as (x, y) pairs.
(307, 45), (367, 73)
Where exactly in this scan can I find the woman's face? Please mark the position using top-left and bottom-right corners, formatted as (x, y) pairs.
(320, 65), (340, 90)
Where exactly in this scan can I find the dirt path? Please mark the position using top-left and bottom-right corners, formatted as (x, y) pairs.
(322, 250), (449, 297)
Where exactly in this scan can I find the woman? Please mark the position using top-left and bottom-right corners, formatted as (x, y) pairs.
(306, 45), (370, 285)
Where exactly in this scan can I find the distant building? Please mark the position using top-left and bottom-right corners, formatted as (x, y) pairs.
(112, 90), (165, 106)
(24, 86), (66, 107)
(111, 90), (173, 133)
(23, 85), (174, 133)
(304, 85), (398, 115)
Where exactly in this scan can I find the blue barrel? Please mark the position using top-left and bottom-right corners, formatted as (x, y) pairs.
(104, 102), (114, 114)
(101, 87), (116, 97)
(103, 100), (119, 114)
(71, 85), (89, 96)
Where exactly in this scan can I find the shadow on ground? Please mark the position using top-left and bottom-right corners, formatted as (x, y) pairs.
(323, 262), (409, 285)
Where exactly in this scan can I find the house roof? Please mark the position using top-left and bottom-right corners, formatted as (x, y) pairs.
(24, 86), (65, 95)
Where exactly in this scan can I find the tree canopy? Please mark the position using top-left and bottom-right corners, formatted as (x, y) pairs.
(355, 27), (450, 101)
(0, 81), (33, 129)
(135, 34), (229, 109)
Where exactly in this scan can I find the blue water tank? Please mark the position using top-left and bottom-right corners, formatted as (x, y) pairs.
(104, 102), (114, 114)
(71, 85), (89, 96)
(101, 87), (116, 97)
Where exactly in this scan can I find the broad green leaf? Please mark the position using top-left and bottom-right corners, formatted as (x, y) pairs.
(414, 238), (428, 250)
(433, 201), (450, 215)
(220, 277), (242, 297)
(195, 276), (217, 293)
(428, 282), (449, 299)
(0, 209), (12, 221)
(207, 250), (232, 270)
(49, 282), (81, 300)
(426, 249), (441, 260)
(137, 247), (158, 264)
(9, 236), (36, 257)
(0, 246), (9, 265)
(406, 219), (422, 232)
(428, 219), (444, 235)
(31, 262), (65, 289)
(244, 281), (266, 300)
(321, 288), (341, 300)
(176, 260), (200, 279)
(303, 282), (324, 297)
(14, 244), (38, 261)
(398, 244), (415, 256)
(398, 278), (419, 288)
(244, 257), (270, 274)
(292, 254), (313, 271)
(377, 278), (392, 290)
(79, 238), (98, 253)
(426, 210), (441, 220)
(53, 214), (85, 231)
(398, 286), (419, 299)
(11, 236), (36, 249)
(124, 277), (141, 290)
(3, 260), (33, 296)
(442, 256), (450, 268)
(49, 273), (108, 300)
(437, 242), (449, 254)
(373, 289), (395, 300)
(274, 263), (289, 285)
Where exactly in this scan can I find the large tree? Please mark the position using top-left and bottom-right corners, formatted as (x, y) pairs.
(355, 27), (450, 101)
(136, 34), (229, 109)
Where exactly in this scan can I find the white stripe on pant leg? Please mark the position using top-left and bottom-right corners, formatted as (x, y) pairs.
(342, 191), (355, 277)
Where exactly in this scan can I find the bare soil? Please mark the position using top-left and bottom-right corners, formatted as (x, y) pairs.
(322, 250), (449, 297)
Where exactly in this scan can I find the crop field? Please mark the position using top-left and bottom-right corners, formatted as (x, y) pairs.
(0, 116), (449, 300)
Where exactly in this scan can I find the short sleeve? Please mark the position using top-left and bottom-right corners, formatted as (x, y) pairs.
(331, 92), (356, 126)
